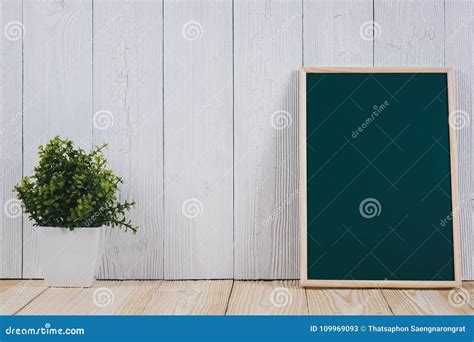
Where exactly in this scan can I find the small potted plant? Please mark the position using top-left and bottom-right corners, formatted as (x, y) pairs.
(14, 136), (137, 287)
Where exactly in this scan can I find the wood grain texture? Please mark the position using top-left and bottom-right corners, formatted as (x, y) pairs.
(226, 280), (308, 315)
(445, 0), (474, 280)
(16, 286), (83, 315)
(1, 0), (473, 281)
(22, 0), (93, 278)
(456, 281), (473, 309)
(233, 0), (301, 279)
(374, 0), (444, 66)
(163, 0), (233, 279)
(17, 281), (162, 315)
(0, 280), (47, 315)
(2, 280), (473, 315)
(306, 289), (392, 315)
(303, 0), (373, 66)
(143, 280), (233, 315)
(301, 66), (452, 73)
(298, 68), (307, 285)
(0, 0), (22, 278)
(382, 289), (473, 315)
(93, 0), (164, 279)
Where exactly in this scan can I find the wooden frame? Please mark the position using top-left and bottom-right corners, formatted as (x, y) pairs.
(299, 67), (462, 289)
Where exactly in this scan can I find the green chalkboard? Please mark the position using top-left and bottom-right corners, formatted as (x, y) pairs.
(299, 68), (461, 288)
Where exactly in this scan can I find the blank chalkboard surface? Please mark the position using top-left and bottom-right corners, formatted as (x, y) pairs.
(299, 67), (461, 288)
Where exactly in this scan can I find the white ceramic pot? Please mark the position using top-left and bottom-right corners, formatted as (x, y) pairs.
(37, 226), (104, 288)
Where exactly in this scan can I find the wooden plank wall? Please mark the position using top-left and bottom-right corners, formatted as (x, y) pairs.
(163, 0), (233, 279)
(444, 0), (474, 282)
(0, 0), (22, 278)
(93, 0), (164, 279)
(22, 0), (93, 277)
(0, 0), (473, 280)
(234, 0), (301, 279)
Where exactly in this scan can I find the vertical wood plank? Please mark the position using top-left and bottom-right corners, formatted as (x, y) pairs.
(233, 0), (302, 279)
(375, 0), (444, 66)
(163, 0), (233, 279)
(22, 0), (93, 277)
(304, 0), (373, 66)
(0, 0), (23, 278)
(445, 0), (474, 280)
(93, 0), (163, 279)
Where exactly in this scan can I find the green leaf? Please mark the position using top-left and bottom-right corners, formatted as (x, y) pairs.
(13, 136), (138, 232)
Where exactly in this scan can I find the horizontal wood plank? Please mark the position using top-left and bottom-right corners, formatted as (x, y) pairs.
(306, 289), (392, 315)
(382, 288), (473, 315)
(0, 280), (47, 315)
(16, 286), (83, 315)
(143, 280), (233, 315)
(15, 281), (162, 315)
(3, 280), (473, 315)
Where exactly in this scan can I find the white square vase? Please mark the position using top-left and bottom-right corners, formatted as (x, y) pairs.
(37, 226), (104, 288)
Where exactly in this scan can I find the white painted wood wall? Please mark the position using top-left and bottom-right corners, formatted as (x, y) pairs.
(1, 0), (473, 280)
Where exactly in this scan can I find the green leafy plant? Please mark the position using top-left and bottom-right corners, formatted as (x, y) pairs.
(14, 136), (138, 233)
